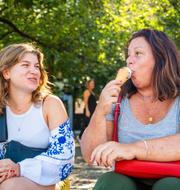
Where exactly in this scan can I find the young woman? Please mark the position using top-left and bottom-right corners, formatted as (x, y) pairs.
(0, 43), (75, 190)
(81, 29), (180, 190)
(79, 79), (97, 139)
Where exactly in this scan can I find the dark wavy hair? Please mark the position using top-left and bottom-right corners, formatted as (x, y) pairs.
(121, 29), (180, 100)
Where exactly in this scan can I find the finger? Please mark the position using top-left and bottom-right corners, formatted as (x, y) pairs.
(90, 142), (113, 162)
(90, 145), (102, 165)
(109, 89), (120, 97)
(6, 169), (14, 179)
(106, 80), (122, 87)
(105, 84), (121, 94)
(0, 167), (9, 173)
(0, 172), (8, 183)
(90, 144), (107, 165)
(94, 144), (112, 166)
(107, 151), (123, 167)
(99, 142), (116, 167)
(101, 148), (114, 167)
(110, 97), (119, 104)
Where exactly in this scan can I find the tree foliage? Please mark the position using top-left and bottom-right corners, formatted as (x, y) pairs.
(0, 0), (179, 97)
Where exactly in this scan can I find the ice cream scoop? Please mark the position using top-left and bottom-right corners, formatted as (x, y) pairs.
(115, 67), (132, 85)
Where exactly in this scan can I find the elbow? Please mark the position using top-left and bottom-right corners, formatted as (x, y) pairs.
(81, 149), (91, 163)
(80, 140), (92, 163)
(80, 127), (94, 163)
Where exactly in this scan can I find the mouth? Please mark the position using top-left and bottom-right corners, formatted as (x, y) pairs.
(27, 77), (38, 84)
(131, 75), (136, 80)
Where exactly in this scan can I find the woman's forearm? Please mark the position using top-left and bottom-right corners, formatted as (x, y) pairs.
(134, 134), (180, 162)
(81, 80), (121, 162)
(81, 106), (108, 162)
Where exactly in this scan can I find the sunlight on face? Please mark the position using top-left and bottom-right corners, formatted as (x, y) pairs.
(8, 53), (41, 93)
(126, 37), (155, 89)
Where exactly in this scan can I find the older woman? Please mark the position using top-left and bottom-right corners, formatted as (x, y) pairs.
(81, 29), (180, 190)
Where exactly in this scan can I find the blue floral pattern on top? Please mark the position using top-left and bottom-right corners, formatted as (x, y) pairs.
(41, 119), (75, 180)
(43, 119), (74, 159)
(60, 163), (73, 180)
(4, 118), (75, 185)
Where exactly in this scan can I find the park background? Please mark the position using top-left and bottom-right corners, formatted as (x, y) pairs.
(1, 0), (179, 129)
(0, 1), (179, 189)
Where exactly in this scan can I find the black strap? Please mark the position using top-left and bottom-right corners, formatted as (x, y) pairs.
(0, 108), (8, 142)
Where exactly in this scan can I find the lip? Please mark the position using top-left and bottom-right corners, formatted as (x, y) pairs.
(131, 75), (136, 80)
(27, 77), (38, 83)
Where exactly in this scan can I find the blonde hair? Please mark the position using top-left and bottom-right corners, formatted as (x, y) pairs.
(0, 43), (51, 114)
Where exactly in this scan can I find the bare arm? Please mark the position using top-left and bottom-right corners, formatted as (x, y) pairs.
(90, 133), (180, 167)
(83, 90), (90, 117)
(81, 106), (109, 163)
(135, 133), (180, 162)
(81, 80), (121, 163)
(43, 94), (68, 130)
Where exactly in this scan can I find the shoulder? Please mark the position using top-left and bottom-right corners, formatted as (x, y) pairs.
(83, 89), (90, 96)
(43, 95), (68, 130)
(44, 94), (64, 107)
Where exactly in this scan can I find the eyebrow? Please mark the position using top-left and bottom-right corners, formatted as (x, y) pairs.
(128, 46), (144, 53)
(20, 60), (39, 65)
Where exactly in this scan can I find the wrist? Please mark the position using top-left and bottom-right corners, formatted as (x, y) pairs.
(95, 104), (107, 116)
(134, 140), (149, 160)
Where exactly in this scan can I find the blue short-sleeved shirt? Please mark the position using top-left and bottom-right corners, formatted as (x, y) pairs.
(106, 96), (180, 143)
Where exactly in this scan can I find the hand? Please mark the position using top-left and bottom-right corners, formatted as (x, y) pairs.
(90, 141), (136, 168)
(0, 159), (20, 183)
(97, 80), (121, 115)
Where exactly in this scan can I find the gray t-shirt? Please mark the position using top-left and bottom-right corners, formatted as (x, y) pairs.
(106, 96), (180, 143)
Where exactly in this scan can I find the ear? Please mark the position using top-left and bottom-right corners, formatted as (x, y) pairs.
(2, 69), (10, 80)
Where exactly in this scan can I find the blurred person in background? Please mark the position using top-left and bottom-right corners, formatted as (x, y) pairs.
(79, 79), (97, 139)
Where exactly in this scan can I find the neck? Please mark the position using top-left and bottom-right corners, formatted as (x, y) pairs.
(8, 92), (32, 114)
(88, 88), (93, 93)
(137, 89), (156, 102)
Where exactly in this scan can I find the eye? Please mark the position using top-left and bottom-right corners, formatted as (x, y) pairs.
(21, 63), (29, 67)
(135, 51), (142, 56)
(34, 64), (40, 70)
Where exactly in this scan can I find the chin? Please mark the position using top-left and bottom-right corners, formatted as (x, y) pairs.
(27, 86), (39, 92)
(132, 79), (139, 87)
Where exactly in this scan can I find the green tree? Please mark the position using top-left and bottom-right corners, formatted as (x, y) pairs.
(0, 0), (179, 97)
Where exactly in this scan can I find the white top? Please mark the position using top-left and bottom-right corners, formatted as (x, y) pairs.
(0, 103), (75, 186)
(6, 103), (50, 148)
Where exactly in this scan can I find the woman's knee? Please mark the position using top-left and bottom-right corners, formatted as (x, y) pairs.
(152, 177), (180, 190)
(93, 172), (138, 190)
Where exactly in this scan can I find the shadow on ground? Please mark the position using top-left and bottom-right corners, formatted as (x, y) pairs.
(69, 139), (109, 190)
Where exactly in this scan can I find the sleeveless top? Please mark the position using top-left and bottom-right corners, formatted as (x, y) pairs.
(1, 103), (75, 186)
(6, 103), (50, 148)
(88, 92), (97, 116)
(106, 96), (180, 143)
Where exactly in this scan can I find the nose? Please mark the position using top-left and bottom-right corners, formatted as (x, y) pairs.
(126, 55), (135, 71)
(29, 66), (39, 74)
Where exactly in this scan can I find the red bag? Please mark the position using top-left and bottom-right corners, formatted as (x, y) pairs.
(113, 96), (180, 178)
